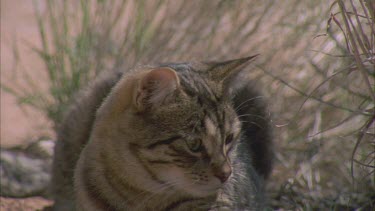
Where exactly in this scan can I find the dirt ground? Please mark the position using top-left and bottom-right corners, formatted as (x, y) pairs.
(1, 0), (52, 148)
(0, 197), (52, 211)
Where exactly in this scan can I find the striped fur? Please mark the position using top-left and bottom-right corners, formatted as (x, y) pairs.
(51, 56), (272, 210)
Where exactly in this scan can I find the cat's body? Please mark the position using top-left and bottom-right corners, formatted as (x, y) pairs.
(51, 57), (273, 211)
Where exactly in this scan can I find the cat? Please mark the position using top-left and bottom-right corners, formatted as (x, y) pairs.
(51, 56), (273, 211)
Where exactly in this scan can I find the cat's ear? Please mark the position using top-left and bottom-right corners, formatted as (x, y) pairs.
(134, 67), (180, 112)
(206, 55), (258, 82)
(206, 55), (259, 96)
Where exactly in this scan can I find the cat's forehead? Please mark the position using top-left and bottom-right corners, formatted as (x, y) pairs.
(150, 62), (238, 131)
(163, 63), (225, 103)
(194, 104), (241, 157)
(202, 103), (239, 133)
(166, 62), (237, 121)
(176, 98), (240, 140)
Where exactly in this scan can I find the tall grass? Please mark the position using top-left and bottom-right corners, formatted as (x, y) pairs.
(335, 0), (374, 183)
(1, 0), (374, 209)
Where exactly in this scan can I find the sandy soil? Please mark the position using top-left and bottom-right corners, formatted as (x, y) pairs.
(1, 0), (53, 148)
(0, 197), (52, 211)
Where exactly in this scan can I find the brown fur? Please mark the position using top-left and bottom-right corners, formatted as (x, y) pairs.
(51, 56), (272, 211)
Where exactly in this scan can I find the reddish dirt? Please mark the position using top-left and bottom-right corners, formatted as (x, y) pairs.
(0, 197), (52, 211)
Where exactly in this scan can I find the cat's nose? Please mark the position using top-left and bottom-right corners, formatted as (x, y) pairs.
(213, 162), (232, 183)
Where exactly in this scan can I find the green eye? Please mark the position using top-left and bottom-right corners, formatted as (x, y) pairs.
(186, 139), (203, 152)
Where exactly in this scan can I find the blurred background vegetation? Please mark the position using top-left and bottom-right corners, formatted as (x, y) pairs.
(1, 0), (374, 209)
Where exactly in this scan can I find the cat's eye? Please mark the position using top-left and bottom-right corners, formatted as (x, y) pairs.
(186, 139), (203, 153)
(225, 134), (234, 145)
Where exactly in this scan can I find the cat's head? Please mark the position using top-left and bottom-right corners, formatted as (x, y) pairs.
(96, 56), (257, 197)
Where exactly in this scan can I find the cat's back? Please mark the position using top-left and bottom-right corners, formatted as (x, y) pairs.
(51, 70), (123, 210)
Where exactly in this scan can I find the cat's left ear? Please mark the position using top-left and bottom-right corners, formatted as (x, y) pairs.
(134, 67), (180, 112)
(207, 55), (259, 95)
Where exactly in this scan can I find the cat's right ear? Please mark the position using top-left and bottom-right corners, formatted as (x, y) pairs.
(134, 67), (180, 112)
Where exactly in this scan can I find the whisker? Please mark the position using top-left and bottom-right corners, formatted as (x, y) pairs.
(239, 120), (264, 129)
(129, 180), (176, 202)
(234, 96), (265, 112)
(237, 113), (268, 121)
(131, 179), (182, 210)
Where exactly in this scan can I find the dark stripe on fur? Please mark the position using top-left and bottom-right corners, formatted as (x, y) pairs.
(101, 151), (142, 194)
(147, 136), (181, 149)
(147, 159), (172, 164)
(129, 144), (165, 184)
(82, 165), (119, 211)
(168, 145), (198, 162)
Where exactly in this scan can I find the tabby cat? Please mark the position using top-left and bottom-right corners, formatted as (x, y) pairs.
(51, 56), (273, 211)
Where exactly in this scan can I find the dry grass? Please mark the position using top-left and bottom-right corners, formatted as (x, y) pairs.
(1, 0), (374, 209)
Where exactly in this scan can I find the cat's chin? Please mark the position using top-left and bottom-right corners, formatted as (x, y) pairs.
(156, 167), (221, 197)
(180, 181), (222, 197)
